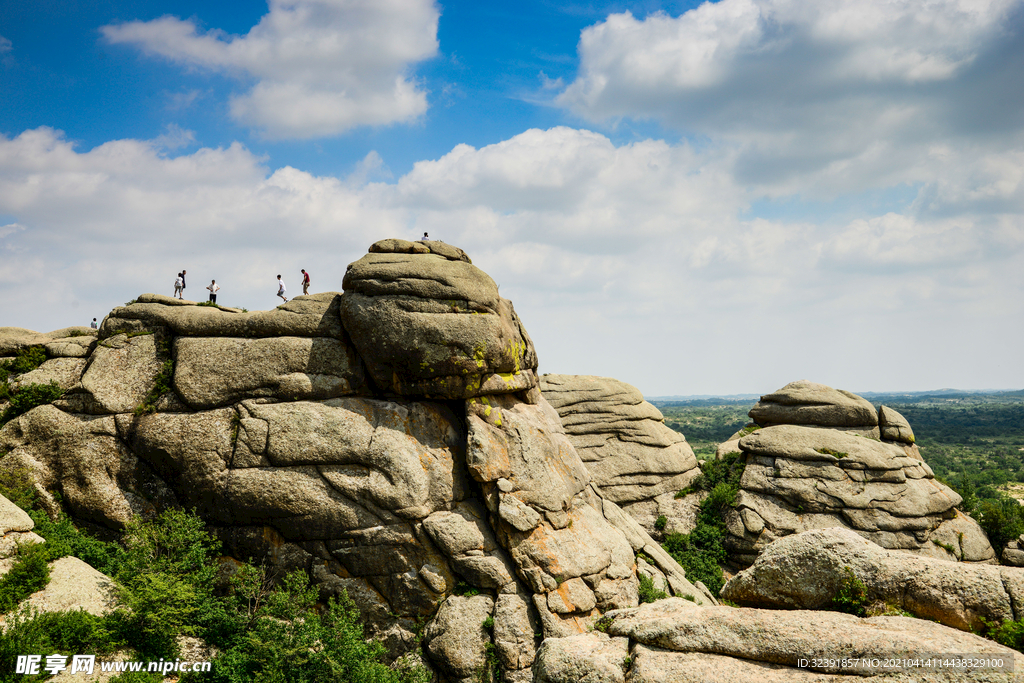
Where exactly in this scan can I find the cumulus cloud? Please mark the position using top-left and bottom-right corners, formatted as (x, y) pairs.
(558, 0), (1024, 195)
(2, 125), (1020, 393)
(102, 0), (439, 138)
(0, 35), (12, 54)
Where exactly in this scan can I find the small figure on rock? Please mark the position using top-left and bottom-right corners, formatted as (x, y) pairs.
(276, 275), (288, 303)
(301, 269), (310, 295)
(174, 272), (184, 299)
(90, 318), (98, 329)
(181, 269), (187, 294)
(207, 280), (219, 303)
(422, 231), (429, 240)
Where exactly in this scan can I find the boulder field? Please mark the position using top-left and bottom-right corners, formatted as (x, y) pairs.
(1, 242), (1017, 682)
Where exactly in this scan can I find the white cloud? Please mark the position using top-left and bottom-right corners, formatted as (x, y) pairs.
(0, 35), (12, 54)
(0, 126), (1021, 394)
(557, 0), (1024, 195)
(102, 0), (439, 138)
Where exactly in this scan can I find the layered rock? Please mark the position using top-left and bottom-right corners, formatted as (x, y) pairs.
(553, 598), (1023, 683)
(722, 528), (1024, 632)
(340, 242), (537, 399)
(723, 381), (993, 565)
(539, 375), (700, 505)
(0, 239), (712, 681)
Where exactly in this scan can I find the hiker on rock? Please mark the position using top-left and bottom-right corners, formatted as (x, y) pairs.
(277, 275), (288, 303)
(301, 269), (310, 295)
(174, 272), (184, 299)
(207, 280), (220, 303)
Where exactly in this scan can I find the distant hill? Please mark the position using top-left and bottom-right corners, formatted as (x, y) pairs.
(649, 388), (1024, 407)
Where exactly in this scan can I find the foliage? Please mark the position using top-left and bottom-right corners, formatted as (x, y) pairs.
(654, 515), (667, 531)
(593, 615), (614, 633)
(815, 447), (848, 458)
(196, 301), (219, 307)
(112, 508), (222, 657)
(29, 510), (125, 575)
(662, 452), (746, 595)
(977, 496), (1024, 552)
(830, 567), (868, 617)
(0, 541), (51, 613)
(989, 618), (1024, 652)
(637, 574), (667, 603)
(0, 465), (39, 512)
(1, 381), (64, 425)
(8, 347), (47, 375)
(0, 607), (118, 683)
(453, 580), (481, 597)
(193, 570), (428, 683)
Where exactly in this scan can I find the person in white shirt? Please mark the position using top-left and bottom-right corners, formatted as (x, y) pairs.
(207, 280), (220, 303)
(90, 318), (98, 329)
(277, 275), (288, 302)
(174, 273), (184, 299)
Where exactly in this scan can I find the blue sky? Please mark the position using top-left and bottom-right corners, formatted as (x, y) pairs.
(2, 0), (1023, 396)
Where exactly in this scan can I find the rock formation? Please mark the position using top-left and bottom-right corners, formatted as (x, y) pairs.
(539, 375), (702, 536)
(722, 380), (993, 565)
(0, 239), (713, 681)
(722, 527), (1023, 632)
(536, 598), (1023, 682)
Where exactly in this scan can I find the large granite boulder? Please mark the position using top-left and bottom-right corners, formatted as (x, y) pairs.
(724, 381), (993, 565)
(340, 240), (537, 399)
(0, 240), (713, 680)
(539, 375), (700, 505)
(722, 528), (1024, 632)
(749, 380), (879, 434)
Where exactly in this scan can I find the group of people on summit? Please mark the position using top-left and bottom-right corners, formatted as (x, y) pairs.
(172, 268), (311, 304)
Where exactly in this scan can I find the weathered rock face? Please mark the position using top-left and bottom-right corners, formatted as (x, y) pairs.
(724, 381), (993, 565)
(0, 240), (712, 680)
(722, 528), (1024, 632)
(579, 598), (1023, 683)
(539, 375), (700, 505)
(340, 241), (537, 399)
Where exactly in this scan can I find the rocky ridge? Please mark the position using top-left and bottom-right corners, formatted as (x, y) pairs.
(0, 239), (712, 681)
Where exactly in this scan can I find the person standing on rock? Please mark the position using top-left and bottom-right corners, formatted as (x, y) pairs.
(276, 275), (288, 303)
(90, 318), (98, 329)
(422, 232), (429, 240)
(301, 269), (310, 295)
(207, 280), (220, 303)
(174, 272), (184, 299)
(181, 269), (187, 297)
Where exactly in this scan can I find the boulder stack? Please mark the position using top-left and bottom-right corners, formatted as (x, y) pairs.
(0, 240), (712, 680)
(723, 380), (993, 565)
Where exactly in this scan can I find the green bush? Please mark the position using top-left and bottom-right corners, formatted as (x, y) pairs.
(637, 574), (667, 604)
(654, 515), (667, 531)
(134, 359), (174, 415)
(830, 566), (868, 616)
(8, 346), (47, 375)
(0, 607), (120, 683)
(0, 541), (51, 613)
(990, 618), (1024, 651)
(978, 496), (1024, 552)
(0, 465), (38, 512)
(661, 452), (745, 596)
(194, 571), (428, 683)
(1, 381), (64, 424)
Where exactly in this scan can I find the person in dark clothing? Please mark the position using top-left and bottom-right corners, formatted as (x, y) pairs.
(301, 269), (310, 295)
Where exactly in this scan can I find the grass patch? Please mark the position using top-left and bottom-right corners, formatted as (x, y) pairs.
(654, 515), (668, 531)
(815, 447), (849, 458)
